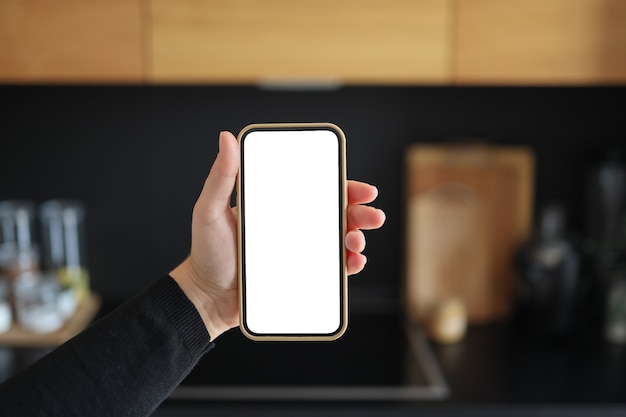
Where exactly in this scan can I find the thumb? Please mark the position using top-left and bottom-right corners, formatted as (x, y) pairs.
(197, 131), (240, 218)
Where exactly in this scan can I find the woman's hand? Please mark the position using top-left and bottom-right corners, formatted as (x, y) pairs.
(170, 131), (385, 340)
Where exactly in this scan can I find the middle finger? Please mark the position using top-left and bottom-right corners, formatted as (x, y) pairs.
(347, 205), (386, 230)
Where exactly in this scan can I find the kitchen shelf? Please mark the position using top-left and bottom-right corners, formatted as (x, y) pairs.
(0, 293), (101, 347)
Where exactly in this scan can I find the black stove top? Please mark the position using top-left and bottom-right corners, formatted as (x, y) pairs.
(172, 313), (448, 401)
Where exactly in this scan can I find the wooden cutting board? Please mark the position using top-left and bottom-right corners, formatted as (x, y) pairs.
(404, 144), (534, 324)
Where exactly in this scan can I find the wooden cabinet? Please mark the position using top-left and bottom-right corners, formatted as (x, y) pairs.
(455, 0), (626, 84)
(1, 0), (625, 84)
(0, 0), (143, 82)
(147, 0), (453, 84)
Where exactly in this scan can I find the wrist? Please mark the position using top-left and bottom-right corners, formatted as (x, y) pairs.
(169, 259), (233, 340)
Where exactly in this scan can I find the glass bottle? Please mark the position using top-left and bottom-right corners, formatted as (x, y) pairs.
(0, 277), (11, 334)
(0, 200), (40, 323)
(514, 203), (584, 338)
(605, 269), (626, 344)
(39, 200), (89, 302)
(585, 151), (626, 336)
(0, 200), (40, 280)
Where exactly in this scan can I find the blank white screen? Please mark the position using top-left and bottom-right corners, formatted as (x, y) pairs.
(242, 129), (341, 335)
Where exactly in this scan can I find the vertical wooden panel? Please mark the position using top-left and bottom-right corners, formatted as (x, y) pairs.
(149, 0), (453, 84)
(0, 0), (143, 82)
(455, 0), (626, 84)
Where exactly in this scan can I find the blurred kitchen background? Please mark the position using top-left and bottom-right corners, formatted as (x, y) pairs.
(1, 0), (626, 410)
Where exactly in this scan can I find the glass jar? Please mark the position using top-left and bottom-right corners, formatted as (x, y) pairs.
(0, 200), (39, 279)
(14, 272), (64, 333)
(0, 200), (36, 250)
(39, 200), (89, 302)
(0, 277), (11, 334)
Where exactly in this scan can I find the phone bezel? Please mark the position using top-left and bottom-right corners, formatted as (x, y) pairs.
(237, 122), (348, 341)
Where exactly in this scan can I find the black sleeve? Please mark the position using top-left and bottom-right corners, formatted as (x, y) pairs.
(0, 275), (215, 417)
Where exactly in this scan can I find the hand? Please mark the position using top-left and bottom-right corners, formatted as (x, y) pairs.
(170, 131), (385, 340)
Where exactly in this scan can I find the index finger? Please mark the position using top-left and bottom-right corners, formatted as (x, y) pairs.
(347, 180), (379, 205)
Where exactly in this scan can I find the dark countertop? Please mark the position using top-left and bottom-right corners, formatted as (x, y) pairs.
(2, 302), (625, 416)
(432, 322), (626, 404)
(154, 320), (626, 416)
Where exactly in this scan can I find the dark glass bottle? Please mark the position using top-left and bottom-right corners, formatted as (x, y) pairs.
(585, 151), (626, 332)
(514, 204), (585, 338)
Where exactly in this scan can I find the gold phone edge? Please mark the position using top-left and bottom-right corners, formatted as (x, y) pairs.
(236, 122), (348, 342)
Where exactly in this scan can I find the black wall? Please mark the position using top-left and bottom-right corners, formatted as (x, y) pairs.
(1, 86), (625, 301)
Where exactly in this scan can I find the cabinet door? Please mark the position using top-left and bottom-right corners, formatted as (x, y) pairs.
(455, 0), (626, 84)
(148, 0), (452, 84)
(0, 0), (142, 82)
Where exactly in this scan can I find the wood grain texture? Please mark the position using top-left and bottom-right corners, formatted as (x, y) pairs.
(0, 0), (143, 82)
(455, 0), (626, 84)
(148, 0), (453, 84)
(404, 145), (534, 324)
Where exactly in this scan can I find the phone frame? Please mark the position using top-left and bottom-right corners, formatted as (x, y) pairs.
(237, 122), (348, 341)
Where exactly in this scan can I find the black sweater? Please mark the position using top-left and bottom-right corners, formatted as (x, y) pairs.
(0, 275), (215, 416)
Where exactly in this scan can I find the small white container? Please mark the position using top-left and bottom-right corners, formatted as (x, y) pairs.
(0, 278), (11, 334)
(57, 287), (78, 319)
(14, 272), (64, 334)
(0, 302), (11, 334)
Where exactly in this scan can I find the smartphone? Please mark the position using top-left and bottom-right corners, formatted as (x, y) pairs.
(237, 123), (347, 341)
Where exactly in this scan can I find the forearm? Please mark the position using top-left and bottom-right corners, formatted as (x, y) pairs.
(0, 275), (214, 417)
